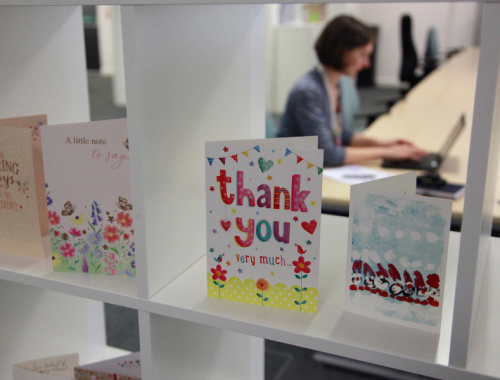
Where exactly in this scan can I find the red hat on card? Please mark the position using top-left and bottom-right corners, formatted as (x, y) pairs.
(403, 270), (413, 284)
(413, 271), (426, 288)
(376, 263), (389, 278)
(426, 273), (440, 289)
(363, 262), (375, 278)
(388, 264), (401, 282)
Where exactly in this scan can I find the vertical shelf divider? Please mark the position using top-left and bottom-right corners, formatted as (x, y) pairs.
(449, 2), (500, 369)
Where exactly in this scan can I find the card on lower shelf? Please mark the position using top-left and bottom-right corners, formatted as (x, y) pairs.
(41, 119), (135, 277)
(12, 353), (78, 380)
(345, 173), (452, 333)
(416, 182), (465, 199)
(74, 352), (140, 380)
(205, 137), (323, 313)
(0, 114), (50, 259)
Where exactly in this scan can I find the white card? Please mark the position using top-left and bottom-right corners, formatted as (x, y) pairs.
(74, 352), (140, 380)
(345, 173), (452, 332)
(206, 138), (323, 313)
(12, 354), (78, 380)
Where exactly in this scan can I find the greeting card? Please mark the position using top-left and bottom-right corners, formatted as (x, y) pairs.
(0, 126), (48, 258)
(12, 353), (78, 380)
(345, 174), (452, 332)
(74, 352), (140, 380)
(41, 119), (135, 277)
(206, 138), (323, 313)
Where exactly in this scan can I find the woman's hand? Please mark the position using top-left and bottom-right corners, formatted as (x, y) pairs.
(382, 144), (428, 161)
(381, 138), (416, 148)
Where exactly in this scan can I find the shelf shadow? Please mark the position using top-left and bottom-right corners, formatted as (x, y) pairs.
(331, 311), (440, 363)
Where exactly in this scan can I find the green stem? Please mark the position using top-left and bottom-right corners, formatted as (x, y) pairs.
(300, 276), (303, 311)
(72, 236), (76, 271)
(261, 290), (264, 306)
(219, 285), (221, 299)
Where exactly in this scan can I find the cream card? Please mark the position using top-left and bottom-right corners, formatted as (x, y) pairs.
(41, 119), (135, 277)
(206, 139), (323, 313)
(74, 352), (140, 380)
(345, 174), (452, 332)
(0, 126), (46, 258)
(12, 353), (78, 380)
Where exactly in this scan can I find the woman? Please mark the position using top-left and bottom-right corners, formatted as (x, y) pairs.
(277, 15), (427, 167)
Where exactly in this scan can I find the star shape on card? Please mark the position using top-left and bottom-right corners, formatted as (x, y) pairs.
(223, 146), (229, 152)
(209, 248), (214, 253)
(209, 186), (215, 192)
(306, 240), (312, 245)
(103, 244), (109, 250)
(249, 161), (254, 167)
(256, 211), (260, 215)
(238, 268), (243, 273)
(293, 216), (299, 222)
(307, 177), (311, 181)
(310, 200), (316, 206)
(231, 208), (237, 214)
(267, 175), (273, 181)
(280, 247), (284, 252)
(270, 272), (275, 276)
(226, 261), (231, 266)
(212, 229), (217, 234)
(277, 159), (283, 164)
(228, 244), (231, 248)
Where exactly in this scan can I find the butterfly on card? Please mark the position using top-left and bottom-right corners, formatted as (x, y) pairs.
(124, 138), (129, 150)
(61, 201), (76, 216)
(116, 197), (133, 211)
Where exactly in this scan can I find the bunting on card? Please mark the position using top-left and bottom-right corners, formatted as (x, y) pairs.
(317, 167), (323, 175)
(207, 157), (214, 166)
(231, 155), (238, 163)
(297, 156), (303, 164)
(242, 150), (249, 157)
(285, 148), (292, 156)
(253, 145), (260, 152)
(219, 157), (226, 165)
(307, 162), (314, 169)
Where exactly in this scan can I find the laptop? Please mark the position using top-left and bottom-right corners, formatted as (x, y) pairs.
(382, 114), (466, 171)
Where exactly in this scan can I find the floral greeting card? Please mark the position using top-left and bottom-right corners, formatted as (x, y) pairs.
(74, 352), (140, 380)
(41, 119), (135, 277)
(206, 138), (323, 313)
(12, 353), (78, 380)
(345, 174), (452, 332)
(0, 125), (48, 258)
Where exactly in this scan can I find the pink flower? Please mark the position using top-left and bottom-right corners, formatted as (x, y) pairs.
(109, 252), (116, 260)
(108, 261), (113, 267)
(48, 211), (60, 225)
(117, 212), (133, 228)
(69, 228), (82, 237)
(115, 259), (118, 264)
(111, 269), (117, 275)
(60, 242), (75, 258)
(54, 230), (60, 236)
(124, 233), (130, 240)
(105, 267), (109, 272)
(104, 258), (108, 262)
(104, 225), (120, 243)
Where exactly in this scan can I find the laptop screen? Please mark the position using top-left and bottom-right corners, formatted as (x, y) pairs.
(439, 114), (466, 160)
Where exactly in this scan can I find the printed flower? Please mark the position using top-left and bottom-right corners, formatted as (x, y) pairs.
(124, 233), (130, 240)
(60, 242), (75, 258)
(131, 260), (136, 268)
(61, 233), (69, 241)
(69, 227), (82, 237)
(70, 213), (85, 226)
(129, 242), (135, 252)
(52, 252), (63, 267)
(82, 256), (89, 273)
(119, 269), (133, 278)
(104, 267), (109, 272)
(103, 225), (120, 243)
(109, 252), (116, 260)
(111, 269), (117, 275)
(256, 278), (270, 291)
(47, 196), (53, 206)
(292, 256), (311, 274)
(54, 230), (60, 237)
(211, 265), (227, 281)
(48, 211), (60, 225)
(117, 212), (133, 228)
(94, 249), (104, 259)
(88, 231), (103, 246)
(78, 243), (90, 255)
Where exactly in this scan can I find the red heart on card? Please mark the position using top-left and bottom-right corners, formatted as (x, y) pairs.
(301, 220), (317, 235)
(220, 219), (232, 232)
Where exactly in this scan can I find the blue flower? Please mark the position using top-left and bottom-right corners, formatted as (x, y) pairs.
(47, 196), (53, 206)
(78, 243), (90, 255)
(45, 183), (48, 188)
(88, 231), (103, 246)
(92, 218), (98, 226)
(97, 215), (103, 222)
(129, 242), (135, 252)
(119, 268), (133, 277)
(131, 260), (136, 268)
(94, 249), (104, 259)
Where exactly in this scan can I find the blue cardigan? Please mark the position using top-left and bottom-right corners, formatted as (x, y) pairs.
(277, 68), (355, 167)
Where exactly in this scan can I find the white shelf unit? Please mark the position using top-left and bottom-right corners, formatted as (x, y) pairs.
(0, 2), (500, 380)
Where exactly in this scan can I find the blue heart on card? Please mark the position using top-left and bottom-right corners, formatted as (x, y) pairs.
(258, 157), (274, 173)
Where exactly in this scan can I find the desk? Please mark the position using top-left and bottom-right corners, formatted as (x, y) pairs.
(322, 47), (500, 226)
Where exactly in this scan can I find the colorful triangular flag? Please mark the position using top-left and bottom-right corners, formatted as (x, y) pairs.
(219, 157), (226, 165)
(253, 145), (260, 152)
(307, 162), (314, 169)
(207, 157), (214, 166)
(285, 148), (292, 156)
(242, 150), (249, 157)
(297, 156), (303, 164)
(317, 167), (323, 175)
(231, 154), (238, 162)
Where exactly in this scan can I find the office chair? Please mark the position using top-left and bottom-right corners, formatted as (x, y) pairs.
(400, 15), (421, 90)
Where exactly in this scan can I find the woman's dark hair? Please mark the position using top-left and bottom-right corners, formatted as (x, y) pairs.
(315, 15), (375, 70)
